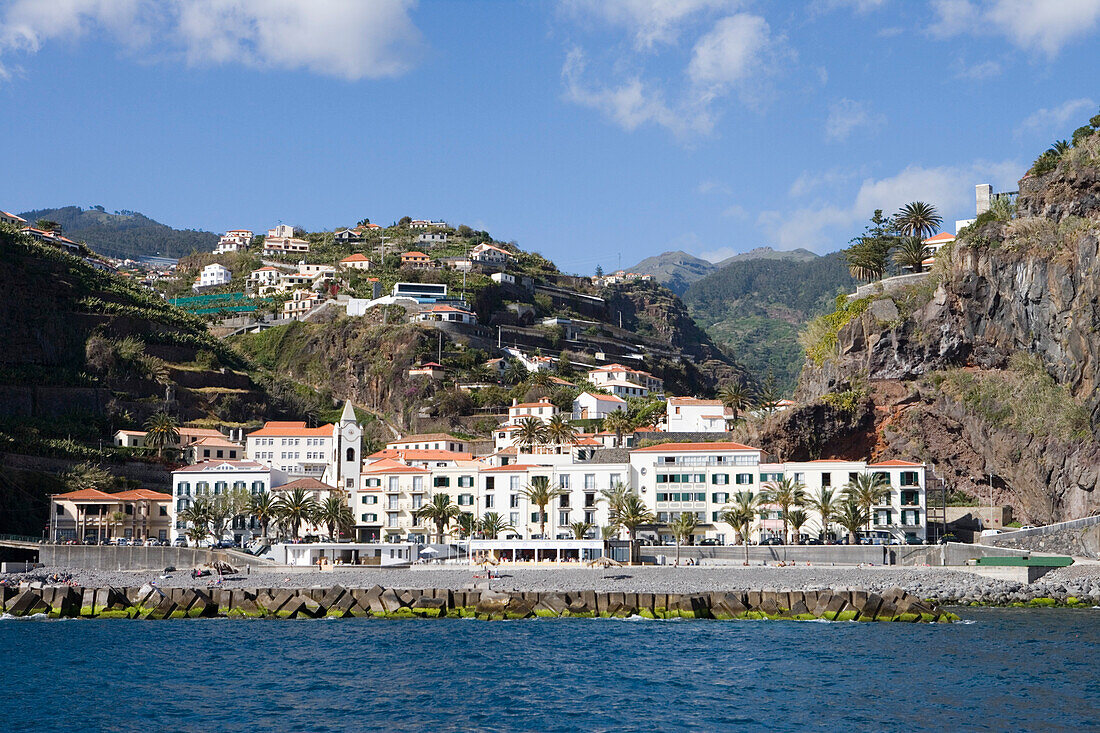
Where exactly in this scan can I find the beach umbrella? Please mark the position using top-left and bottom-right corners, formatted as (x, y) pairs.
(420, 547), (439, 556)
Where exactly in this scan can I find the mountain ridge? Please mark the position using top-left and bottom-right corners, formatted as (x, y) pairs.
(18, 205), (218, 260)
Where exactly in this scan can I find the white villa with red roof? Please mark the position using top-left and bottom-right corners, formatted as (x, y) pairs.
(572, 391), (627, 420)
(49, 488), (173, 543)
(665, 397), (730, 433)
(339, 253), (372, 271)
(215, 229), (253, 254)
(414, 304), (477, 325)
(470, 242), (513, 265)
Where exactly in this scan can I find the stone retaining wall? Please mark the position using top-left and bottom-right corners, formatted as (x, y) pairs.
(0, 583), (955, 622)
(39, 545), (274, 570)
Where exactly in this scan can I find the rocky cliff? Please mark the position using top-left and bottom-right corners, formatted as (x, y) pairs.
(769, 125), (1100, 523)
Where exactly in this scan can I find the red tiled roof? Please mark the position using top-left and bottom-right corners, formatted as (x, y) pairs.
(114, 489), (172, 501)
(341, 253), (370, 262)
(53, 489), (117, 501)
(922, 232), (956, 244)
(247, 422), (334, 437)
(368, 449), (473, 461)
(868, 459), (924, 467)
(174, 460), (268, 472)
(275, 478), (335, 491)
(361, 459), (430, 474)
(482, 464), (543, 472)
(631, 441), (757, 452)
(668, 397), (723, 405)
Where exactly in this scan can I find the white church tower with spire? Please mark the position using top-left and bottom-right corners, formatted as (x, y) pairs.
(329, 400), (362, 491)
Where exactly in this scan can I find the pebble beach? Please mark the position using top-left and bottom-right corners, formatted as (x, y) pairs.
(7, 562), (1100, 606)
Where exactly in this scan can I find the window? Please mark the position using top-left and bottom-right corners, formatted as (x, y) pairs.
(458, 494), (474, 506)
(412, 495), (423, 510)
(387, 496), (399, 510)
(559, 511), (570, 526)
(510, 494), (519, 508)
(159, 506), (168, 516)
(458, 476), (474, 488)
(901, 471), (919, 487)
(585, 493), (596, 507)
(510, 512), (520, 527)
(531, 511), (546, 523)
(197, 482), (209, 495)
(413, 476), (423, 491)
(509, 476), (520, 491)
(434, 476), (450, 488)
(712, 511), (721, 522)
(346, 447), (355, 462)
(657, 512), (668, 523)
(365, 478), (381, 488)
(387, 513), (399, 528)
(712, 474), (729, 485)
(584, 474), (596, 490)
(822, 473), (832, 487)
(735, 474), (753, 485)
(214, 481), (227, 495)
(485, 495), (494, 509)
(559, 474), (570, 489)
(388, 477), (399, 492)
(485, 477), (495, 491)
(712, 492), (729, 504)
(848, 472), (859, 484)
(610, 473), (621, 487)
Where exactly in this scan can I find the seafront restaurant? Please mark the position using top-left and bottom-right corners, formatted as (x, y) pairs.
(49, 488), (173, 543)
(265, 542), (418, 568)
(467, 538), (605, 564)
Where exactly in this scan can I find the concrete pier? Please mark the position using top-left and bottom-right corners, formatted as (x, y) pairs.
(0, 583), (957, 622)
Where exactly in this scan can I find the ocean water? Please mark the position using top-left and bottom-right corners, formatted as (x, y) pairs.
(2, 608), (1098, 732)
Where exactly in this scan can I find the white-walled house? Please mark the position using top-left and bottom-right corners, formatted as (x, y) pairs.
(470, 243), (513, 265)
(387, 433), (471, 453)
(170, 460), (282, 543)
(572, 391), (627, 420)
(248, 266), (281, 290)
(340, 253), (372, 271)
(215, 229), (253, 254)
(666, 397), (730, 433)
(245, 401), (362, 491)
(508, 398), (558, 424)
(414, 305), (478, 325)
(194, 263), (231, 290)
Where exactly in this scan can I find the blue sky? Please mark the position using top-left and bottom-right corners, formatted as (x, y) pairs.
(1, 0), (1099, 273)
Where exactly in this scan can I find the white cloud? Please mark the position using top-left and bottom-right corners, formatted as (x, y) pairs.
(824, 98), (885, 141)
(687, 14), (773, 89)
(788, 167), (862, 197)
(760, 160), (1022, 252)
(721, 204), (747, 219)
(696, 245), (743, 262)
(697, 179), (732, 194)
(814, 0), (887, 12)
(956, 59), (1001, 80)
(0, 0), (423, 81)
(562, 47), (703, 135)
(1018, 98), (1096, 137)
(930, 0), (1100, 56)
(560, 8), (786, 136)
(560, 0), (737, 49)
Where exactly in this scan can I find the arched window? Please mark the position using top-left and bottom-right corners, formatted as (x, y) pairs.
(346, 447), (355, 462)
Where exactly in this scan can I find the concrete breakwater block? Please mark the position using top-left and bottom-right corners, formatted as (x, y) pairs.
(0, 586), (957, 622)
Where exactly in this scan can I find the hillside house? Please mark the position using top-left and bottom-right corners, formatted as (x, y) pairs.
(417, 232), (449, 244)
(408, 362), (446, 379)
(340, 253), (372, 271)
(572, 392), (627, 420)
(215, 229), (252, 254)
(588, 363), (663, 393)
(666, 397), (730, 433)
(334, 228), (362, 243)
(470, 243), (513, 265)
(414, 304), (478, 325)
(186, 436), (243, 463)
(194, 263), (231, 290)
(387, 433), (471, 453)
(409, 220), (446, 229)
(283, 289), (322, 320)
(508, 398), (558, 424)
(248, 266), (281, 290)
(1, 210), (27, 227)
(400, 251), (434, 269)
(22, 227), (81, 252)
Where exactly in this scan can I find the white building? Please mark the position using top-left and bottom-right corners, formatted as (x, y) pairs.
(194, 263), (232, 290)
(1, 210), (27, 228)
(245, 401), (362, 491)
(414, 304), (478, 325)
(340, 253), (372, 271)
(170, 460), (280, 543)
(508, 398), (558, 424)
(215, 229), (253, 254)
(588, 363), (663, 393)
(572, 391), (627, 420)
(263, 225), (310, 255)
(470, 242), (513, 265)
(248, 266), (281, 290)
(416, 232), (449, 243)
(666, 397), (730, 433)
(283, 289), (322, 320)
(387, 433), (471, 453)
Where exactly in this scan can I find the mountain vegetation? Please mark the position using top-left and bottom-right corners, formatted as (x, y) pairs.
(682, 253), (855, 393)
(18, 205), (218, 260)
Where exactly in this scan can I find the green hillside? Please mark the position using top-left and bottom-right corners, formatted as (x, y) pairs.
(683, 252), (855, 393)
(18, 205), (217, 260)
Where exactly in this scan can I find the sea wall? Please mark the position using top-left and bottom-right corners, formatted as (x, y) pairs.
(0, 583), (955, 622)
(39, 545), (274, 570)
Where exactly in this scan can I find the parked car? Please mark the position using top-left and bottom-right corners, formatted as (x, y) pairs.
(143, 538), (159, 547)
(800, 537), (824, 545)
(173, 537), (189, 547)
(212, 539), (237, 549)
(759, 537), (784, 546)
(697, 538), (720, 546)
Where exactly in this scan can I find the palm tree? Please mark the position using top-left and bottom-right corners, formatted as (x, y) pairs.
(179, 496), (214, 543)
(569, 520), (594, 539)
(515, 416), (547, 453)
(480, 512), (514, 539)
(1049, 139), (1070, 156)
(417, 493), (460, 543)
(764, 476), (805, 544)
(667, 512), (697, 566)
(894, 235), (930, 273)
(617, 493), (655, 544)
(317, 493), (354, 541)
(845, 238), (890, 281)
(717, 381), (753, 428)
(845, 472), (890, 534)
(806, 487), (840, 543)
(251, 492), (276, 539)
(521, 476), (566, 538)
(527, 371), (553, 389)
(599, 481), (632, 534)
(837, 500), (870, 545)
(895, 201), (942, 241)
(504, 359), (528, 385)
(143, 411), (179, 458)
(455, 512), (480, 539)
(720, 491), (766, 565)
(274, 488), (320, 540)
(602, 410), (633, 448)
(545, 413), (577, 452)
(787, 509), (809, 545)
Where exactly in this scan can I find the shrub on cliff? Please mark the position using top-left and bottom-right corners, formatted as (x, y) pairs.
(799, 295), (872, 366)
